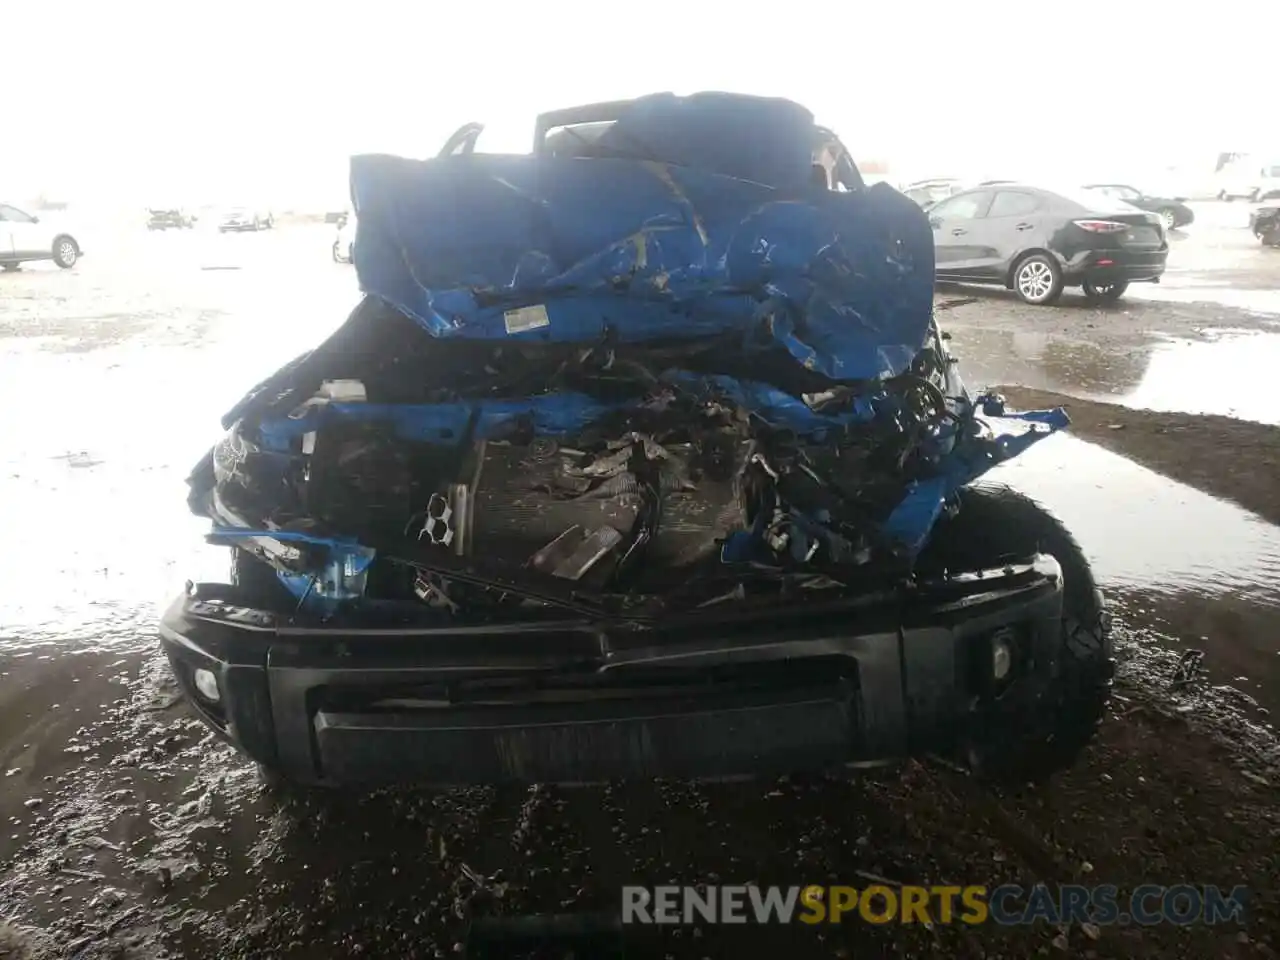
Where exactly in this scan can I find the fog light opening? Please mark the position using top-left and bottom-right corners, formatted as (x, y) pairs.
(991, 631), (1014, 682)
(193, 667), (221, 703)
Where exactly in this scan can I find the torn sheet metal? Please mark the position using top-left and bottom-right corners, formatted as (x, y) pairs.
(254, 373), (884, 453)
(190, 92), (1077, 613)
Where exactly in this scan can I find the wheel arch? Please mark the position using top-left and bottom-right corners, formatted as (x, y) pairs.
(52, 232), (80, 254)
(917, 482), (1113, 779)
(1005, 247), (1062, 288)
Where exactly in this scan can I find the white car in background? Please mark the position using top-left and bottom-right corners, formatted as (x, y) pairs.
(899, 178), (968, 209)
(218, 207), (274, 232)
(332, 211), (356, 263)
(1216, 157), (1280, 201)
(0, 202), (82, 270)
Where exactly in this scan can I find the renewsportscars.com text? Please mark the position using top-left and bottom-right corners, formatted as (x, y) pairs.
(621, 883), (1248, 926)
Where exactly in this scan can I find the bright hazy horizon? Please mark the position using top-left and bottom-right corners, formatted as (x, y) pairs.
(5, 0), (1273, 212)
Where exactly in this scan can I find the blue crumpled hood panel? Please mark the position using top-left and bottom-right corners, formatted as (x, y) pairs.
(348, 104), (934, 382)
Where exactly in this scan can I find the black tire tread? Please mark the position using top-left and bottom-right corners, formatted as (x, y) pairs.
(917, 483), (1113, 781)
(1082, 279), (1129, 303)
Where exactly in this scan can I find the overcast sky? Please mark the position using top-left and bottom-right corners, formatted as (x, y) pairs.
(4, 0), (1272, 209)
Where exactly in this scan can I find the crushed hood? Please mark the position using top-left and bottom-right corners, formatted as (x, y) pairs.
(348, 94), (934, 382)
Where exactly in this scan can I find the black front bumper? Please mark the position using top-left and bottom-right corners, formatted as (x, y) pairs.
(159, 558), (1065, 786)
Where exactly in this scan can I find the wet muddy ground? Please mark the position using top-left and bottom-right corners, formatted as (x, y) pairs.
(2, 206), (1279, 958)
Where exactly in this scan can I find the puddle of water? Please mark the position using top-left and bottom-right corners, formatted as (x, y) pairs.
(987, 432), (1280, 604)
(952, 327), (1155, 397)
(0, 230), (359, 650)
(952, 325), (1280, 425)
(1132, 284), (1280, 315)
(1116, 332), (1280, 425)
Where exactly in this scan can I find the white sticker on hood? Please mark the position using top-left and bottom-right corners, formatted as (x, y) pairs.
(503, 304), (550, 334)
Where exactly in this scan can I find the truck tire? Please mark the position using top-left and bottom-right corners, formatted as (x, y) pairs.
(916, 484), (1113, 781)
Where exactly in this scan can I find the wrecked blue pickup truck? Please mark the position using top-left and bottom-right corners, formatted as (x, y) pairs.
(161, 92), (1112, 789)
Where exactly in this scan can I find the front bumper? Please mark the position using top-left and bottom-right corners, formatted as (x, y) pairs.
(160, 558), (1066, 786)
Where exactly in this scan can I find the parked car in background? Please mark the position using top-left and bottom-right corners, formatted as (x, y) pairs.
(1216, 157), (1280, 201)
(147, 208), (196, 230)
(928, 184), (1167, 305)
(900, 178), (966, 209)
(0, 202), (82, 270)
(218, 208), (274, 232)
(1081, 184), (1194, 231)
(332, 211), (356, 263)
(1249, 198), (1280, 246)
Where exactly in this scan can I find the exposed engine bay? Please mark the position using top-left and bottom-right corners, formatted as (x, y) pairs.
(191, 299), (1060, 622)
(185, 92), (1068, 622)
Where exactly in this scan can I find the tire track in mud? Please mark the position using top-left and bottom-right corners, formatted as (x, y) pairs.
(196, 783), (527, 958)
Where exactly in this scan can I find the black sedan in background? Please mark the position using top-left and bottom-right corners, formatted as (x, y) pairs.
(1250, 198), (1280, 246)
(928, 185), (1168, 305)
(1081, 184), (1194, 231)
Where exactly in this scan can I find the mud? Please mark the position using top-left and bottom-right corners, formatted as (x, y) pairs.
(2, 209), (1280, 958)
(0, 639), (1276, 959)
